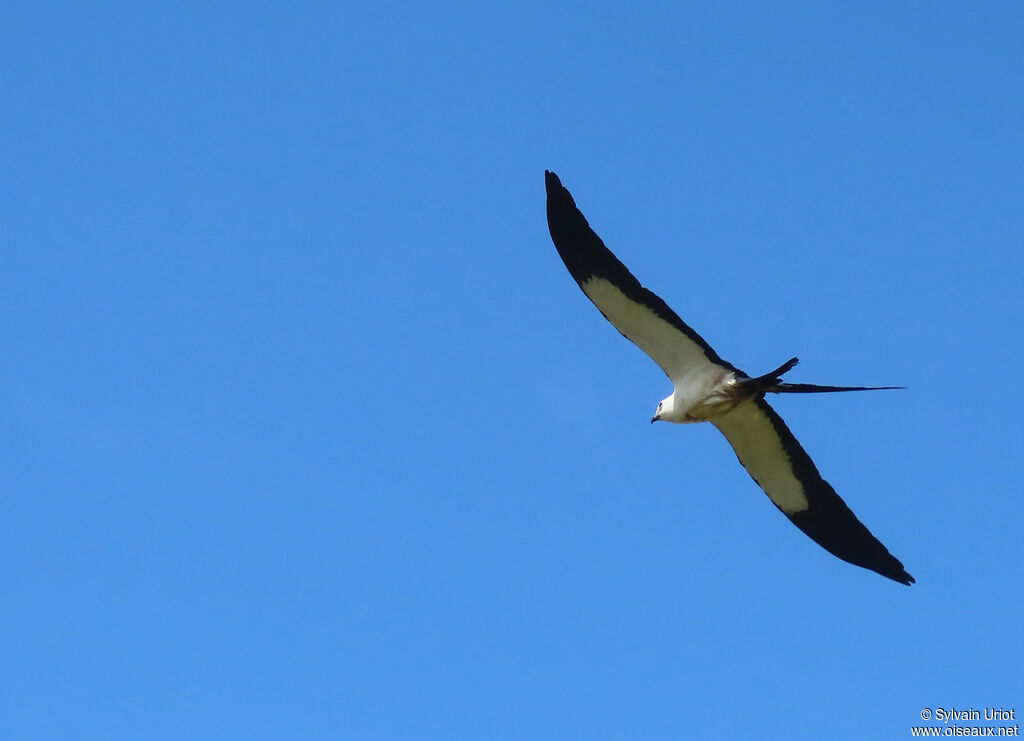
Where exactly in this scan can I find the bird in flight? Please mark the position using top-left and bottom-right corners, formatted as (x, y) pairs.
(544, 170), (914, 585)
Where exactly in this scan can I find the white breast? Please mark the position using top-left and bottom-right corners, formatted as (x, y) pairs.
(673, 367), (741, 422)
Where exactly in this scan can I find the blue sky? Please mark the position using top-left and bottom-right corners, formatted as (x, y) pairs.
(3, 2), (1022, 739)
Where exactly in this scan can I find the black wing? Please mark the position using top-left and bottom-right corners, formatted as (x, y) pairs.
(545, 170), (740, 381)
(712, 398), (914, 585)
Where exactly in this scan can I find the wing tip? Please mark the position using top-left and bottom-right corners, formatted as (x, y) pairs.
(887, 564), (915, 586)
(808, 532), (915, 585)
(843, 546), (915, 586)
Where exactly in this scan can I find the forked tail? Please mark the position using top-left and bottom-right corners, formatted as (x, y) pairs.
(750, 357), (905, 394)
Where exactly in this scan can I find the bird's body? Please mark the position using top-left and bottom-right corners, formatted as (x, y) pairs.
(657, 365), (744, 423)
(544, 170), (914, 585)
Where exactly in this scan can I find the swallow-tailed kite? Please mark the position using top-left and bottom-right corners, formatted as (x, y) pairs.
(545, 170), (913, 585)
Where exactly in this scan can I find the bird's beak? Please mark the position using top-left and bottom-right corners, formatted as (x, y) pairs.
(651, 415), (659, 424)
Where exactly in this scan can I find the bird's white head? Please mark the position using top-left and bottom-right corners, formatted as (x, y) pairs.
(651, 393), (681, 424)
